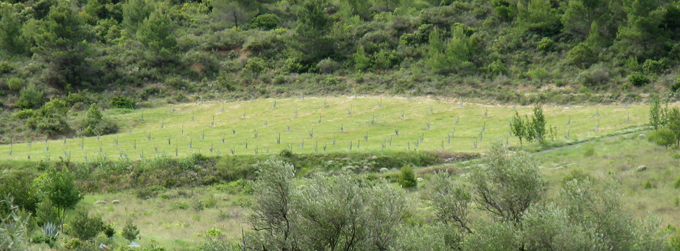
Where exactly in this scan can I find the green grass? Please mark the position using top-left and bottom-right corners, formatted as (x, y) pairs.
(0, 97), (649, 162)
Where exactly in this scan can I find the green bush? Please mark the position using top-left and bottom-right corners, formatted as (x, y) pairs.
(13, 109), (34, 119)
(643, 180), (654, 189)
(15, 84), (46, 110)
(627, 72), (650, 86)
(26, 98), (71, 136)
(673, 177), (680, 189)
(79, 104), (119, 136)
(249, 14), (281, 30)
(648, 127), (675, 148)
(583, 145), (595, 157)
(122, 220), (140, 242)
(244, 57), (267, 74)
(537, 37), (555, 51)
(398, 165), (417, 189)
(0, 61), (12, 74)
(671, 78), (680, 93)
(642, 59), (666, 74)
(7, 77), (23, 91)
(68, 210), (104, 240)
(110, 96), (136, 109)
(316, 58), (341, 74)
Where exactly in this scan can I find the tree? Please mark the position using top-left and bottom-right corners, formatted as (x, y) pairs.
(0, 4), (25, 55)
(249, 158), (297, 250)
(649, 96), (668, 130)
(511, 111), (527, 146)
(211, 0), (266, 28)
(398, 165), (417, 189)
(353, 46), (371, 71)
(24, 2), (95, 91)
(666, 108), (680, 147)
(68, 210), (104, 240)
(137, 9), (176, 53)
(122, 220), (140, 243)
(122, 0), (154, 34)
(34, 167), (83, 232)
(288, 0), (334, 66)
(648, 127), (676, 148)
(428, 172), (473, 234)
(529, 104), (546, 143)
(15, 84), (46, 110)
(468, 142), (548, 223)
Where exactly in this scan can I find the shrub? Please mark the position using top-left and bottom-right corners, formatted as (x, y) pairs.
(7, 77), (23, 91)
(643, 180), (654, 189)
(103, 224), (115, 238)
(122, 220), (140, 242)
(26, 98), (71, 136)
(642, 59), (666, 74)
(249, 14), (281, 30)
(316, 58), (341, 74)
(398, 165), (417, 189)
(671, 78), (680, 93)
(244, 57), (267, 74)
(627, 72), (649, 86)
(68, 210), (104, 240)
(578, 64), (610, 86)
(15, 84), (46, 109)
(0, 61), (12, 74)
(13, 109), (34, 119)
(567, 42), (594, 68)
(673, 177), (680, 189)
(111, 96), (136, 109)
(537, 37), (555, 51)
(648, 127), (675, 148)
(79, 104), (118, 136)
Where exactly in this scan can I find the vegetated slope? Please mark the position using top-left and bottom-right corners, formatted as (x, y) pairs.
(0, 97), (648, 162)
(534, 132), (680, 226)
(1, 0), (678, 140)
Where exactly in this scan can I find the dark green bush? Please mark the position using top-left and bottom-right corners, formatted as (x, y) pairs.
(110, 96), (136, 109)
(627, 72), (650, 86)
(398, 165), (417, 189)
(15, 84), (46, 110)
(671, 78), (680, 92)
(249, 14), (281, 30)
(7, 77), (23, 91)
(68, 210), (104, 240)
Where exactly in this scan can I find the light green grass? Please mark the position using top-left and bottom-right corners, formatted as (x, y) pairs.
(0, 96), (649, 162)
(533, 132), (680, 225)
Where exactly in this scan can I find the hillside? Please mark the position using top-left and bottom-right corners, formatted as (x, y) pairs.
(0, 97), (649, 161)
(1, 0), (680, 140)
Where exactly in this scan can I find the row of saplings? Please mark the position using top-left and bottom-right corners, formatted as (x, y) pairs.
(0, 167), (141, 250)
(212, 143), (673, 251)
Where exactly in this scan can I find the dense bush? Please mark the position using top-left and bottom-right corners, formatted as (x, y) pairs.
(627, 72), (650, 86)
(68, 210), (104, 240)
(25, 98), (71, 136)
(249, 14), (281, 30)
(110, 96), (136, 109)
(79, 104), (118, 136)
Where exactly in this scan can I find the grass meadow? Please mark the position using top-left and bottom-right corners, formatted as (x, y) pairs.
(0, 96), (649, 162)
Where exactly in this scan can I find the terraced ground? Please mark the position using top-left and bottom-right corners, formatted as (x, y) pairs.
(0, 96), (649, 162)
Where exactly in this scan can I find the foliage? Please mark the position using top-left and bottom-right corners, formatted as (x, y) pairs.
(110, 96), (136, 109)
(428, 172), (472, 233)
(650, 97), (668, 130)
(0, 198), (30, 251)
(80, 103), (119, 136)
(468, 142), (548, 223)
(627, 72), (650, 86)
(15, 85), (46, 110)
(68, 210), (104, 240)
(122, 219), (140, 242)
(511, 105), (548, 145)
(648, 127), (676, 148)
(34, 167), (82, 231)
(398, 164), (417, 189)
(249, 14), (280, 30)
(25, 98), (71, 136)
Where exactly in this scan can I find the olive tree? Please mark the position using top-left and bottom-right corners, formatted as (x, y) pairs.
(468, 142), (548, 223)
(427, 172), (472, 234)
(248, 158), (297, 250)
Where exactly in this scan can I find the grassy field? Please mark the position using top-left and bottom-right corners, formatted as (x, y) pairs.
(0, 96), (649, 162)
